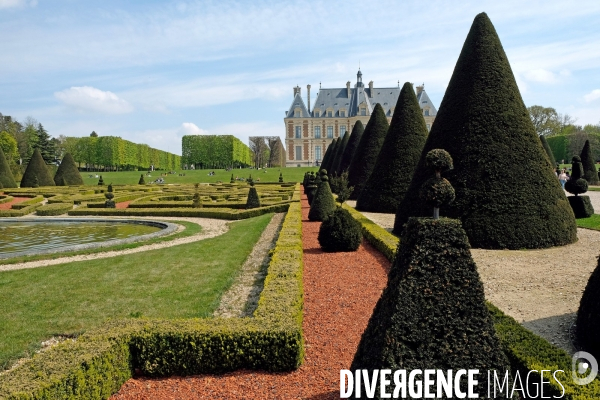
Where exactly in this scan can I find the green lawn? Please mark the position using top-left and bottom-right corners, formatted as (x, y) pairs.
(80, 167), (318, 186)
(0, 213), (272, 370)
(576, 214), (600, 230)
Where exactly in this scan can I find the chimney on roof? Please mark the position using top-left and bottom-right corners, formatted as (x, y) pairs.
(368, 81), (373, 97)
(416, 84), (424, 96)
(307, 84), (311, 113)
(347, 81), (351, 98)
(294, 85), (301, 97)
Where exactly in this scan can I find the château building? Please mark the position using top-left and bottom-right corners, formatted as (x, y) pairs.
(284, 69), (437, 167)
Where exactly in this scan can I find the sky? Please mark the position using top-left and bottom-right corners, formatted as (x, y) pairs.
(0, 0), (599, 156)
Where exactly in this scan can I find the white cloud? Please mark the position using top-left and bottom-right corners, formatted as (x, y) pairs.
(584, 89), (600, 103)
(522, 69), (557, 84)
(0, 0), (25, 8)
(54, 86), (133, 114)
(178, 122), (208, 136)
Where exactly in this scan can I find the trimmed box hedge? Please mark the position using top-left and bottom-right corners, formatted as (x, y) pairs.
(0, 195), (14, 204)
(36, 203), (74, 216)
(0, 202), (43, 217)
(347, 206), (600, 399)
(0, 185), (304, 398)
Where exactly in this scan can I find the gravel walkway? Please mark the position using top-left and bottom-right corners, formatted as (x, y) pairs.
(214, 212), (285, 318)
(0, 217), (229, 272)
(347, 197), (600, 355)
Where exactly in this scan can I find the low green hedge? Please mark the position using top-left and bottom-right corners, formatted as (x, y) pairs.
(36, 203), (74, 216)
(10, 195), (44, 210)
(342, 203), (399, 261)
(347, 206), (600, 399)
(0, 184), (304, 399)
(0, 195), (14, 204)
(69, 203), (291, 219)
(0, 202), (43, 217)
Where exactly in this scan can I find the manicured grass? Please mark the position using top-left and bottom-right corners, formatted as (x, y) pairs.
(0, 220), (202, 266)
(576, 214), (600, 230)
(81, 167), (318, 186)
(0, 213), (273, 370)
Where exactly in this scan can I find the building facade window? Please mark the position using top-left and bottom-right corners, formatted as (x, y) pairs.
(340, 125), (346, 137)
(294, 110), (300, 117)
(361, 108), (366, 116)
(327, 110), (333, 117)
(315, 146), (321, 162)
(295, 126), (301, 138)
(314, 126), (321, 138)
(295, 146), (302, 160)
(327, 126), (333, 138)
(424, 109), (430, 116)
(340, 110), (346, 117)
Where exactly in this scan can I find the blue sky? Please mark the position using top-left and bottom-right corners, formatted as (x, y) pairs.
(1, 0), (599, 156)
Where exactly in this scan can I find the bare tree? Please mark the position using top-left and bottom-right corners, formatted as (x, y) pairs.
(267, 136), (285, 167)
(249, 137), (269, 168)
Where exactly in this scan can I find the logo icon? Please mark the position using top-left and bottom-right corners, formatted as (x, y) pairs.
(572, 351), (598, 385)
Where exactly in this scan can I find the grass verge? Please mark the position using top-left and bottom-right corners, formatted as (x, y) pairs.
(576, 214), (600, 230)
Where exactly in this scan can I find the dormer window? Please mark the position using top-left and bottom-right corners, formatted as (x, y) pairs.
(313, 108), (320, 117)
(424, 109), (430, 116)
(294, 110), (300, 117)
(340, 110), (346, 117)
(361, 108), (366, 116)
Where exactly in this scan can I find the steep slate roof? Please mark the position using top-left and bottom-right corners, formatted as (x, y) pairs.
(285, 93), (311, 118)
(417, 89), (438, 116)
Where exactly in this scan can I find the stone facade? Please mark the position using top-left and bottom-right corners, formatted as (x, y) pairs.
(284, 70), (437, 167)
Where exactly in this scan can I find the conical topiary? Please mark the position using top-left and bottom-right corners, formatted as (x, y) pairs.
(318, 207), (362, 252)
(20, 148), (55, 187)
(230, 174), (235, 184)
(0, 147), (17, 188)
(323, 137), (339, 173)
(308, 170), (336, 221)
(246, 176), (261, 209)
(319, 143), (333, 171)
(392, 12), (577, 249)
(565, 156), (594, 218)
(306, 172), (318, 205)
(351, 217), (512, 398)
(338, 121), (364, 174)
(139, 174), (145, 185)
(347, 103), (389, 200)
(576, 255), (600, 361)
(331, 131), (350, 176)
(540, 135), (556, 167)
(278, 172), (283, 183)
(356, 82), (429, 212)
(580, 140), (599, 185)
(98, 175), (104, 186)
(54, 153), (84, 186)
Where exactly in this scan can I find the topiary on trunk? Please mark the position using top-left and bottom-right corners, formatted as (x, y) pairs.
(20, 148), (55, 187)
(0, 147), (17, 188)
(566, 156), (594, 218)
(392, 12), (577, 249)
(338, 121), (364, 175)
(318, 207), (362, 252)
(356, 82), (429, 212)
(306, 172), (318, 205)
(419, 149), (456, 220)
(347, 104), (389, 200)
(54, 152), (83, 186)
(576, 255), (600, 362)
(580, 139), (599, 185)
(138, 174), (145, 185)
(192, 183), (203, 208)
(278, 172), (283, 183)
(230, 174), (235, 184)
(351, 217), (512, 399)
(98, 175), (104, 186)
(540, 135), (556, 167)
(104, 184), (115, 208)
(308, 170), (336, 221)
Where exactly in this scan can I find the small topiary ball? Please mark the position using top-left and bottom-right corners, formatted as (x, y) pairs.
(318, 207), (362, 252)
(420, 177), (456, 208)
(426, 148), (453, 172)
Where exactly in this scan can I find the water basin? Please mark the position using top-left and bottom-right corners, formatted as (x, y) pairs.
(0, 218), (178, 259)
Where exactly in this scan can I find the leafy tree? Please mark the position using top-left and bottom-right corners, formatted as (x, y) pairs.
(337, 121), (364, 174)
(36, 123), (55, 163)
(580, 139), (599, 185)
(90, 131), (98, 137)
(393, 12), (577, 249)
(356, 82), (428, 212)
(0, 131), (18, 163)
(347, 103), (389, 200)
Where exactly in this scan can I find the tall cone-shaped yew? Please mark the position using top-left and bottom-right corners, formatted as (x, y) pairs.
(20, 148), (55, 187)
(0, 147), (17, 188)
(393, 12), (576, 249)
(347, 103), (389, 200)
(331, 130), (350, 176)
(540, 135), (556, 167)
(338, 121), (364, 174)
(581, 140), (599, 185)
(356, 82), (428, 212)
(324, 138), (339, 172)
(54, 153), (84, 185)
(319, 139), (335, 172)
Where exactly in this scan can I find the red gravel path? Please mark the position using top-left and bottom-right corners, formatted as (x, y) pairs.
(111, 193), (390, 399)
(116, 201), (131, 209)
(0, 197), (31, 210)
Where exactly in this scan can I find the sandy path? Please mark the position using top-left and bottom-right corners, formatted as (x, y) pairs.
(346, 200), (600, 355)
(0, 217), (229, 272)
